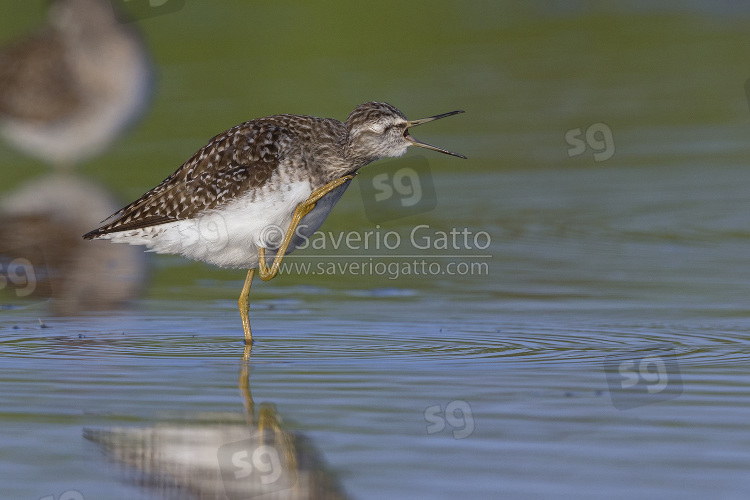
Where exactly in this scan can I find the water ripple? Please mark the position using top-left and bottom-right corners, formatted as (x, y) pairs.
(3, 312), (750, 368)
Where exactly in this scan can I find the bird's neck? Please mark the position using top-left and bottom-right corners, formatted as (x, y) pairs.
(311, 123), (376, 183)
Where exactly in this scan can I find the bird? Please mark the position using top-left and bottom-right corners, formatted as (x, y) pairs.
(0, 0), (152, 169)
(83, 102), (465, 345)
(0, 0), (151, 315)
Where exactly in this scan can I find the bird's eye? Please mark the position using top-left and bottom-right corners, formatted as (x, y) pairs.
(369, 123), (386, 134)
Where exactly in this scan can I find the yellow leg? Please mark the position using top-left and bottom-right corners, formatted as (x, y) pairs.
(239, 350), (254, 425)
(257, 174), (355, 281)
(238, 268), (255, 345)
(237, 174), (356, 342)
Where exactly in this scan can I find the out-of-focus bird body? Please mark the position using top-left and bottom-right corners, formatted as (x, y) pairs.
(0, 0), (152, 166)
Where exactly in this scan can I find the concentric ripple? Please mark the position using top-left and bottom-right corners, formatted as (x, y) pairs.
(3, 303), (750, 368)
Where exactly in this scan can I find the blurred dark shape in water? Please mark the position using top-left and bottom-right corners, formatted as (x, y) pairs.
(0, 173), (147, 315)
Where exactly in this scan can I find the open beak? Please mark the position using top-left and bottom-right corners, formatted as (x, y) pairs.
(404, 110), (466, 159)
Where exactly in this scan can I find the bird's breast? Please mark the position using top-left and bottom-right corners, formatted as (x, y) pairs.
(286, 178), (353, 253)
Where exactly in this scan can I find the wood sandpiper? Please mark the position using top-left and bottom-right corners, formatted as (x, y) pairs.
(83, 102), (465, 345)
(0, 0), (152, 168)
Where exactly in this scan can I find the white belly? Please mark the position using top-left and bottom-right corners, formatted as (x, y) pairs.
(101, 178), (353, 269)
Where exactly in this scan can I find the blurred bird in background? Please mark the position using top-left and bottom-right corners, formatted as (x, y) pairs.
(0, 0), (153, 314)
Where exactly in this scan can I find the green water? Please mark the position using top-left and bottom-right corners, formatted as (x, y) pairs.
(4, 2), (750, 499)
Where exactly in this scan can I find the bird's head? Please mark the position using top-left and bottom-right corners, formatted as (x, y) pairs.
(344, 102), (465, 164)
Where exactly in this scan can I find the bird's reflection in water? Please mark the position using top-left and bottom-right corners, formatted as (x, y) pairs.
(0, 173), (147, 315)
(83, 348), (349, 500)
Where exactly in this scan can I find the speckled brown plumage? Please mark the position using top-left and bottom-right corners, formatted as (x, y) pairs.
(0, 0), (152, 166)
(0, 29), (81, 122)
(84, 102), (465, 244)
(83, 114), (354, 238)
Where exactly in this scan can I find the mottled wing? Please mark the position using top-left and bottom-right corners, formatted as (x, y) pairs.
(0, 29), (81, 122)
(83, 122), (293, 238)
